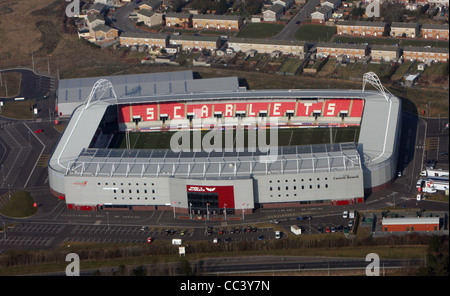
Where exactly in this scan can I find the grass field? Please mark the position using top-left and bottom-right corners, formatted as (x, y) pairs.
(294, 24), (336, 42)
(236, 23), (284, 39)
(109, 126), (361, 150)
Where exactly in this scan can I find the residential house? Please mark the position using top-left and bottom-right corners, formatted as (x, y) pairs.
(86, 13), (105, 32)
(138, 0), (162, 11)
(421, 24), (449, 40)
(94, 0), (115, 6)
(192, 14), (243, 31)
(369, 45), (401, 62)
(137, 9), (163, 27)
(263, 4), (285, 22)
(169, 35), (220, 51)
(85, 3), (108, 15)
(336, 20), (387, 37)
(321, 0), (342, 10)
(227, 38), (307, 56)
(272, 0), (294, 8)
(402, 46), (449, 62)
(316, 42), (369, 59)
(165, 12), (192, 28)
(311, 6), (333, 23)
(390, 22), (419, 38)
(119, 31), (169, 48)
(91, 24), (119, 42)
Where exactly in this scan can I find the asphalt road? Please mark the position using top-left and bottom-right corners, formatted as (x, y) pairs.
(111, 2), (141, 33)
(271, 0), (320, 41)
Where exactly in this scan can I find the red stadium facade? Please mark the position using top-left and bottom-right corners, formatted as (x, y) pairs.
(118, 99), (365, 124)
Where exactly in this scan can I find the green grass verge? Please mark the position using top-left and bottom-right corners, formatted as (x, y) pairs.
(236, 23), (284, 39)
(294, 24), (336, 42)
(0, 191), (37, 218)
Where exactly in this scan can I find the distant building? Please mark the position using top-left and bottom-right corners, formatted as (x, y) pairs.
(137, 9), (163, 27)
(370, 45), (401, 62)
(263, 4), (285, 22)
(382, 217), (440, 232)
(192, 14), (243, 31)
(169, 35), (221, 51)
(165, 12), (192, 28)
(119, 31), (169, 48)
(320, 0), (342, 10)
(390, 22), (420, 38)
(421, 24), (449, 40)
(138, 0), (162, 11)
(227, 38), (307, 56)
(336, 20), (387, 37)
(311, 6), (333, 23)
(402, 46), (449, 62)
(316, 42), (369, 59)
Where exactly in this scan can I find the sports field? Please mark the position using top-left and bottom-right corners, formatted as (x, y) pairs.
(108, 126), (361, 150)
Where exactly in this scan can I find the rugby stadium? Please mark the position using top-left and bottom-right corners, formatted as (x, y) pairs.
(49, 70), (401, 215)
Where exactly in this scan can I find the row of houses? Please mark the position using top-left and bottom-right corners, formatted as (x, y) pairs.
(337, 20), (449, 40)
(316, 42), (449, 62)
(119, 30), (449, 63)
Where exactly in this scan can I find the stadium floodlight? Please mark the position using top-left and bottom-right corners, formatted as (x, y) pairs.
(84, 79), (117, 109)
(362, 72), (392, 102)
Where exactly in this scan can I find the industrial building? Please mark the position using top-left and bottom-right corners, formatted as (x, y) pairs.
(382, 217), (441, 232)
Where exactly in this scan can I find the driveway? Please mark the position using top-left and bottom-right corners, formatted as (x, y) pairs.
(111, 2), (141, 33)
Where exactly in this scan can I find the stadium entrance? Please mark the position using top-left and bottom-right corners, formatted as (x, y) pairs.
(187, 185), (235, 216)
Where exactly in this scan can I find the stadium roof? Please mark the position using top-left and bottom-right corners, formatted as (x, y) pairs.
(66, 143), (362, 180)
(57, 70), (195, 104)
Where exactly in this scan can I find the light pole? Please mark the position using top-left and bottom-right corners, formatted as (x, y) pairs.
(242, 203), (245, 220)
(173, 201), (177, 218)
(224, 204), (227, 221)
(106, 211), (109, 228)
(206, 203), (209, 220)
(189, 202), (192, 220)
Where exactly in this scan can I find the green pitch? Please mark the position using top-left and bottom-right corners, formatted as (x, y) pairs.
(108, 126), (360, 150)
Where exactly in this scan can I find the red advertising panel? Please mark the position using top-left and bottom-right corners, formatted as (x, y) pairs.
(132, 103), (158, 122)
(159, 102), (185, 120)
(296, 101), (323, 117)
(187, 185), (235, 208)
(187, 103), (214, 118)
(350, 99), (364, 117)
(323, 99), (352, 117)
(211, 103), (236, 117)
(269, 102), (296, 117)
(118, 105), (131, 123)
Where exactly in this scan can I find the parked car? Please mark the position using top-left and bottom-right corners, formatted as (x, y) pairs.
(146, 237), (153, 244)
(343, 211), (348, 218)
(34, 129), (43, 134)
